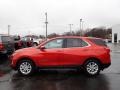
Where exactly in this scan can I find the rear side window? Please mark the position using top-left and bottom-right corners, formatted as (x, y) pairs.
(89, 38), (107, 47)
(66, 38), (88, 48)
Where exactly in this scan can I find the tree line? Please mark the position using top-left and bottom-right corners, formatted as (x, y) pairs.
(45, 27), (112, 39)
(30, 27), (112, 39)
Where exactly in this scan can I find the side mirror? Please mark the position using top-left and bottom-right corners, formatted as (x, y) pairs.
(40, 46), (45, 49)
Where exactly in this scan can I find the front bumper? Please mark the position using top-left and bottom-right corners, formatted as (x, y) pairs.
(9, 55), (17, 70)
(10, 65), (17, 70)
(101, 63), (111, 70)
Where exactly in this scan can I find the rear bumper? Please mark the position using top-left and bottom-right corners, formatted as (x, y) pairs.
(0, 49), (14, 55)
(0, 50), (7, 54)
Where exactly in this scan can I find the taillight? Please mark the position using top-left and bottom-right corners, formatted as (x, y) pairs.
(0, 43), (4, 50)
(103, 47), (110, 53)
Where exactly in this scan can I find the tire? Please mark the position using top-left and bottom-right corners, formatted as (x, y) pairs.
(84, 60), (100, 76)
(33, 42), (38, 47)
(18, 59), (35, 76)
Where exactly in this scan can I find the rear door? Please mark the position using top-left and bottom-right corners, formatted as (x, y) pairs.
(1, 36), (14, 53)
(60, 38), (89, 66)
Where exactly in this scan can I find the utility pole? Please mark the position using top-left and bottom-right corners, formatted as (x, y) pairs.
(80, 19), (82, 36)
(45, 12), (48, 40)
(8, 25), (10, 36)
(69, 24), (73, 34)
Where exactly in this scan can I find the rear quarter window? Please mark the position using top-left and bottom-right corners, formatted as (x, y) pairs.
(89, 38), (107, 47)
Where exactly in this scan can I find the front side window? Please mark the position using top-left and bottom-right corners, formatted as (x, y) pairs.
(44, 39), (63, 49)
(66, 38), (88, 48)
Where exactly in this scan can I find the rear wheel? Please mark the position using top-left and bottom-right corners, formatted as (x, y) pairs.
(18, 59), (35, 76)
(84, 60), (100, 76)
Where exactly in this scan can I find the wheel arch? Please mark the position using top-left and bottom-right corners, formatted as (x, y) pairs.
(82, 57), (102, 76)
(33, 42), (38, 45)
(83, 57), (102, 67)
(16, 57), (37, 69)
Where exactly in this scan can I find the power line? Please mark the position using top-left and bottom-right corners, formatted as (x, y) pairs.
(80, 19), (82, 36)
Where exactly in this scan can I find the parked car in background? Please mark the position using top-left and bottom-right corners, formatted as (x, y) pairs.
(0, 34), (15, 54)
(104, 39), (112, 43)
(10, 36), (111, 76)
(32, 38), (42, 46)
(20, 37), (33, 48)
(22, 35), (43, 46)
(13, 35), (22, 50)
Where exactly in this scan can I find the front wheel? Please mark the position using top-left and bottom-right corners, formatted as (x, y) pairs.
(18, 60), (35, 76)
(84, 60), (100, 76)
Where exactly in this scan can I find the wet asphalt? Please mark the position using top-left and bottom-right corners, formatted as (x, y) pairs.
(0, 43), (120, 90)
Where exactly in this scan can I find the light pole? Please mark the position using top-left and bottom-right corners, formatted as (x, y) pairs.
(8, 25), (10, 36)
(45, 12), (48, 40)
(69, 24), (73, 34)
(80, 19), (82, 36)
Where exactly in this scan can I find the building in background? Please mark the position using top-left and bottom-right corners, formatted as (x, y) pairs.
(112, 25), (120, 43)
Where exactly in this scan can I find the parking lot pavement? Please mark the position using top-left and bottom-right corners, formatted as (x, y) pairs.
(0, 43), (120, 90)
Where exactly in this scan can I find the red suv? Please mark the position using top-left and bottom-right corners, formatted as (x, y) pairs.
(10, 36), (111, 76)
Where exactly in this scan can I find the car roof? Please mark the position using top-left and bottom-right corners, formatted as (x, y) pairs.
(49, 36), (102, 40)
(39, 36), (103, 46)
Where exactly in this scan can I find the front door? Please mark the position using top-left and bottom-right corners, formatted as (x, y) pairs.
(38, 38), (64, 67)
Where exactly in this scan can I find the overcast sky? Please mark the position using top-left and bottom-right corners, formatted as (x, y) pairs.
(0, 0), (120, 36)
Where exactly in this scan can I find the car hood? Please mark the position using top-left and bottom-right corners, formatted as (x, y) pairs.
(14, 47), (40, 54)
